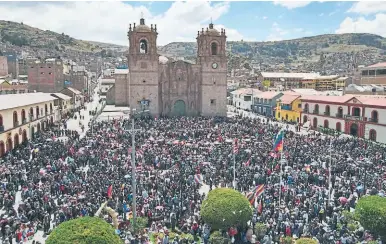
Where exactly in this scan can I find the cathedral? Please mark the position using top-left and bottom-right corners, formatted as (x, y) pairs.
(114, 17), (227, 117)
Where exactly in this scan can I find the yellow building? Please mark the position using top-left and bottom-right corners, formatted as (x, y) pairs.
(275, 94), (302, 123)
(0, 93), (59, 157)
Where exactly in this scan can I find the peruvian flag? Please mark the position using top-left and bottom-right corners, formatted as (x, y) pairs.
(107, 185), (113, 199)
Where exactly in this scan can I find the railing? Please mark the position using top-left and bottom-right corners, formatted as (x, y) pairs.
(324, 111), (330, 116)
(312, 110), (319, 114)
(368, 117), (378, 123)
(336, 113), (343, 118)
(303, 109), (309, 113)
(22, 118), (27, 124)
(344, 114), (366, 121)
(14, 120), (19, 127)
(0, 112), (54, 135)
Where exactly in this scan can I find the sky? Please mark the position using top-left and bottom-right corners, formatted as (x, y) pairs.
(0, 1), (386, 46)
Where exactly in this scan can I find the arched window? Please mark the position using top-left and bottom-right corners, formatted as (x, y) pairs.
(336, 122), (341, 132)
(304, 103), (309, 113)
(303, 115), (308, 123)
(369, 129), (377, 141)
(337, 107), (343, 118)
(139, 39), (148, 54)
(0, 141), (4, 157)
(13, 111), (18, 127)
(324, 119), (329, 128)
(36, 106), (40, 118)
(313, 117), (318, 128)
(21, 109), (26, 124)
(371, 110), (378, 123)
(211, 42), (218, 55)
(0, 115), (3, 128)
(50, 103), (53, 114)
(285, 114), (288, 121)
(278, 112), (281, 119)
(29, 107), (34, 121)
(325, 105), (330, 116)
(45, 104), (48, 115)
(314, 104), (319, 114)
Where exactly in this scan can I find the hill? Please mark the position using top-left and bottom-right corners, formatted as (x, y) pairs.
(158, 33), (386, 75)
(0, 20), (125, 54)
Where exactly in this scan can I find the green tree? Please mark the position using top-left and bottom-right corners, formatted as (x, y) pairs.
(355, 196), (386, 241)
(46, 217), (122, 244)
(254, 223), (267, 239)
(209, 231), (230, 244)
(296, 238), (318, 244)
(200, 188), (252, 230)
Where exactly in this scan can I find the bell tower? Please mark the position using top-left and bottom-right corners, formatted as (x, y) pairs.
(197, 22), (227, 116)
(127, 16), (160, 116)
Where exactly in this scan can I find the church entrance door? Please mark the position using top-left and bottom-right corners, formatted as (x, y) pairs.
(173, 100), (186, 116)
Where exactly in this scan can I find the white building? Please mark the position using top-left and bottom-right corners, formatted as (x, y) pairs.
(0, 93), (59, 156)
(301, 94), (386, 143)
(230, 88), (261, 111)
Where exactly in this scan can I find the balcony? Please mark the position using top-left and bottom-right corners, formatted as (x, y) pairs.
(0, 126), (3, 132)
(368, 117), (378, 123)
(312, 110), (319, 115)
(0, 112), (54, 135)
(13, 120), (19, 127)
(22, 118), (27, 124)
(336, 113), (343, 118)
(303, 109), (309, 113)
(344, 114), (366, 121)
(324, 111), (330, 116)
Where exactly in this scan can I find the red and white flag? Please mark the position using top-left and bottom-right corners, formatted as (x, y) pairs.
(233, 138), (239, 154)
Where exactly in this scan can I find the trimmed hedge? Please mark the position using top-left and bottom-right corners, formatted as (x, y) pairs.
(355, 196), (386, 241)
(46, 217), (122, 244)
(200, 188), (252, 230)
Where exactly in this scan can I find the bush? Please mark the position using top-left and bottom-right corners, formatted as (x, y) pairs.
(209, 231), (230, 244)
(356, 196), (386, 241)
(133, 217), (148, 233)
(46, 217), (122, 244)
(254, 223), (267, 239)
(296, 238), (318, 244)
(280, 236), (293, 244)
(200, 188), (252, 230)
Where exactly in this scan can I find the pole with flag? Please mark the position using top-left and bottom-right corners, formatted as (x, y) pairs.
(273, 130), (284, 206)
(233, 138), (239, 189)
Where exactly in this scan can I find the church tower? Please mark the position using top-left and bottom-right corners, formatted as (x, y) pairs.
(197, 22), (227, 117)
(127, 17), (160, 116)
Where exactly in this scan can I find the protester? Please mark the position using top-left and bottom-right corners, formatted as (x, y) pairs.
(0, 112), (385, 244)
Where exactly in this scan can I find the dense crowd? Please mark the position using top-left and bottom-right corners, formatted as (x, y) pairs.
(0, 112), (385, 244)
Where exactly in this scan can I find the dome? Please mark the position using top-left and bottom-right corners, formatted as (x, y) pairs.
(159, 56), (169, 64)
(136, 24), (151, 32)
(207, 28), (220, 35)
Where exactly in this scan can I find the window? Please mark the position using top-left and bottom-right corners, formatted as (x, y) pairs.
(314, 104), (319, 114)
(324, 119), (329, 128)
(313, 117), (318, 128)
(211, 42), (218, 55)
(49, 72), (52, 75)
(369, 129), (377, 141)
(371, 110), (378, 123)
(210, 99), (216, 105)
(369, 70), (375, 76)
(142, 80), (146, 83)
(298, 103), (301, 108)
(325, 105), (330, 116)
(36, 106), (40, 118)
(336, 122), (341, 132)
(41, 72), (44, 75)
(139, 39), (148, 54)
(244, 96), (251, 102)
(21, 109), (26, 123)
(13, 111), (18, 127)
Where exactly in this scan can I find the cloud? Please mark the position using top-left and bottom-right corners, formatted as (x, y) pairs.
(273, 1), (311, 9)
(0, 1), (245, 45)
(348, 1), (386, 15)
(319, 13), (324, 17)
(294, 28), (304, 32)
(329, 11), (337, 16)
(335, 14), (386, 37)
(263, 16), (268, 20)
(266, 22), (289, 41)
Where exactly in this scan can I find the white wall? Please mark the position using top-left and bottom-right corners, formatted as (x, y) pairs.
(365, 123), (386, 143)
(305, 114), (345, 129)
(364, 107), (386, 124)
(305, 102), (346, 116)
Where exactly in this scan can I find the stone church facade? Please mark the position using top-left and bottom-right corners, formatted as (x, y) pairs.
(114, 17), (227, 117)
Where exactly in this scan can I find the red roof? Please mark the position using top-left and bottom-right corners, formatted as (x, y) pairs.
(355, 96), (386, 107)
(280, 94), (300, 104)
(300, 95), (354, 103)
(368, 62), (386, 68)
(255, 91), (280, 99)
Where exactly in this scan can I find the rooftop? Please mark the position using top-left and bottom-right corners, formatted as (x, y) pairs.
(261, 72), (320, 80)
(279, 94), (300, 104)
(255, 91), (281, 99)
(0, 93), (57, 111)
(300, 94), (354, 103)
(367, 62), (386, 68)
(63, 87), (82, 95)
(114, 69), (129, 75)
(51, 93), (72, 100)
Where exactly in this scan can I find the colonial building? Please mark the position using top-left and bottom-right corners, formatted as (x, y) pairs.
(358, 62), (386, 85)
(0, 93), (58, 157)
(301, 95), (386, 143)
(114, 18), (227, 117)
(230, 88), (261, 111)
(275, 94), (302, 123)
(252, 91), (282, 117)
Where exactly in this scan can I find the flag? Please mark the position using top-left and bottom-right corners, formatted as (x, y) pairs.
(258, 199), (263, 214)
(194, 174), (203, 184)
(246, 191), (256, 205)
(107, 185), (113, 199)
(255, 184), (265, 198)
(246, 184), (265, 205)
(273, 131), (284, 152)
(244, 158), (251, 167)
(233, 138), (239, 154)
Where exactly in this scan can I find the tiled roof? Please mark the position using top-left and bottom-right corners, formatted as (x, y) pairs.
(255, 91), (281, 99)
(355, 96), (386, 106)
(367, 62), (386, 68)
(64, 87), (81, 95)
(279, 94), (300, 104)
(300, 94), (354, 103)
(0, 93), (57, 111)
